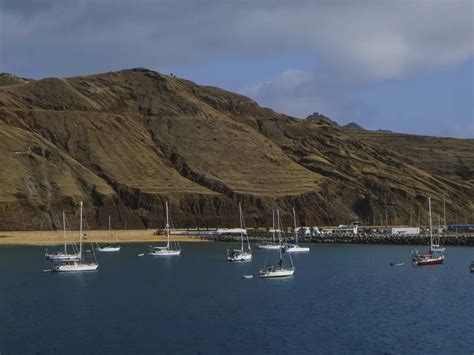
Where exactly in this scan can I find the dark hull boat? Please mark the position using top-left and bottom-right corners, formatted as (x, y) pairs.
(412, 197), (445, 267)
(413, 254), (444, 266)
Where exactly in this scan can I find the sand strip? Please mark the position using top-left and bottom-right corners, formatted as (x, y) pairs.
(0, 229), (209, 246)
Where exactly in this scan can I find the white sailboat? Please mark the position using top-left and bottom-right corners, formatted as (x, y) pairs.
(149, 202), (181, 256)
(260, 209), (295, 278)
(96, 216), (121, 252)
(257, 209), (282, 250)
(284, 206), (310, 253)
(227, 203), (252, 261)
(45, 211), (80, 262)
(52, 201), (99, 272)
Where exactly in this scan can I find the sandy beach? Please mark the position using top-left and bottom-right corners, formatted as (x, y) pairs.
(0, 229), (209, 246)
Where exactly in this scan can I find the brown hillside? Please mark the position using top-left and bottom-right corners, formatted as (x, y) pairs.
(0, 68), (472, 230)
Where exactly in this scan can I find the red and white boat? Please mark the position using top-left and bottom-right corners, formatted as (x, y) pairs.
(412, 197), (445, 266)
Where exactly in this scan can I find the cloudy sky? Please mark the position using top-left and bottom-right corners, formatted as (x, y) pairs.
(1, 0), (473, 137)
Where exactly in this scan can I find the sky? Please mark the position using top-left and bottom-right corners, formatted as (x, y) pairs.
(1, 0), (473, 138)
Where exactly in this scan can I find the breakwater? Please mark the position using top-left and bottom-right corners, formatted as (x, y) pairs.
(201, 233), (474, 246)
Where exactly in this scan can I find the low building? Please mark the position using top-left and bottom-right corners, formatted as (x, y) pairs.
(447, 224), (474, 233)
(320, 221), (359, 235)
(388, 227), (420, 235)
(216, 228), (247, 235)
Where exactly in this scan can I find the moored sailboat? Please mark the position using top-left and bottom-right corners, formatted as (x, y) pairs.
(52, 202), (99, 272)
(96, 216), (121, 252)
(149, 202), (181, 256)
(412, 197), (445, 266)
(284, 206), (310, 253)
(227, 203), (252, 261)
(257, 209), (281, 250)
(260, 210), (295, 278)
(45, 211), (80, 262)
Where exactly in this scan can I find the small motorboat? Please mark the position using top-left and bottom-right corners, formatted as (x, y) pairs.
(242, 274), (253, 279)
(390, 262), (405, 266)
(470, 261), (474, 273)
(137, 253), (145, 257)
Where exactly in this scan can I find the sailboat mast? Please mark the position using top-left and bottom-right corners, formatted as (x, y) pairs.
(443, 193), (446, 228)
(292, 206), (298, 245)
(272, 208), (276, 243)
(63, 211), (67, 254)
(79, 201), (83, 262)
(428, 197), (433, 249)
(238, 203), (244, 251)
(166, 202), (170, 248)
(277, 209), (282, 262)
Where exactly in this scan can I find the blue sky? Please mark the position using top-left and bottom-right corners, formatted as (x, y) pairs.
(1, 0), (473, 138)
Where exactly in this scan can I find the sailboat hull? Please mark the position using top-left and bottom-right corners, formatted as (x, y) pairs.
(259, 267), (295, 278)
(257, 244), (281, 250)
(227, 250), (252, 261)
(149, 249), (181, 256)
(97, 246), (121, 252)
(53, 263), (99, 272)
(414, 255), (444, 266)
(284, 245), (310, 253)
(46, 253), (80, 262)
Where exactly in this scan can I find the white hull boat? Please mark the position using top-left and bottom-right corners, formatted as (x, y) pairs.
(50, 201), (99, 273)
(53, 262), (99, 272)
(148, 202), (181, 257)
(45, 211), (80, 262)
(257, 211), (281, 251)
(46, 252), (80, 262)
(260, 265), (295, 278)
(284, 207), (310, 253)
(149, 247), (181, 256)
(257, 243), (281, 250)
(97, 245), (121, 253)
(97, 216), (121, 253)
(284, 244), (310, 253)
(227, 249), (252, 262)
(260, 209), (296, 279)
(226, 202), (252, 262)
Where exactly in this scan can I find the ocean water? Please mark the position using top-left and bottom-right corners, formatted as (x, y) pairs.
(0, 243), (473, 354)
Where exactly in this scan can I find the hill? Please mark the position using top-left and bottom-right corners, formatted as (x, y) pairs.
(0, 68), (472, 230)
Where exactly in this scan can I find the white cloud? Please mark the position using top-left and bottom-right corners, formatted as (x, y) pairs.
(240, 69), (369, 124)
(2, 0), (473, 81)
(1, 0), (472, 136)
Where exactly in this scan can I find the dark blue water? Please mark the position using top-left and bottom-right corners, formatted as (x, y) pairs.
(0, 243), (473, 354)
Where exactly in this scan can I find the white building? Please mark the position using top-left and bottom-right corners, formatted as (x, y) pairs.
(320, 221), (359, 235)
(216, 228), (247, 235)
(388, 227), (420, 235)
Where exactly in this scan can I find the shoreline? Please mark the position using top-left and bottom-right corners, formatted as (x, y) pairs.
(0, 230), (209, 246)
(1, 230), (473, 247)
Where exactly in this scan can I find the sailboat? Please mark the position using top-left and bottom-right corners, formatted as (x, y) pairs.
(96, 216), (121, 252)
(227, 203), (252, 261)
(45, 211), (80, 262)
(149, 202), (181, 256)
(412, 197), (445, 266)
(52, 201), (99, 272)
(257, 209), (281, 250)
(284, 206), (310, 253)
(260, 209), (295, 278)
(431, 213), (446, 254)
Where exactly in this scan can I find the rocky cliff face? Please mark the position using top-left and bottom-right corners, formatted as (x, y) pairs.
(0, 68), (472, 230)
